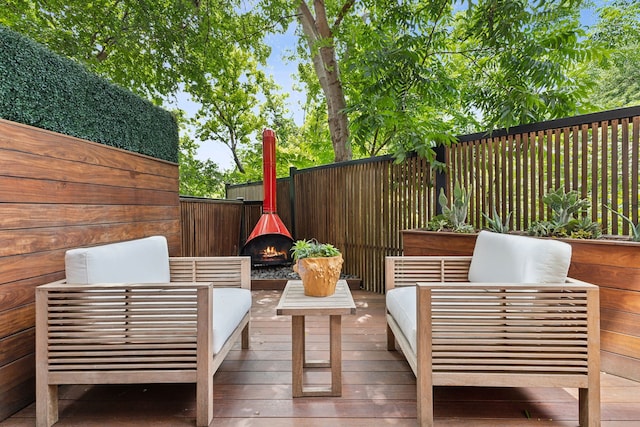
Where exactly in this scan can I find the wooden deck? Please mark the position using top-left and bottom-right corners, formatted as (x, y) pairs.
(3, 289), (640, 426)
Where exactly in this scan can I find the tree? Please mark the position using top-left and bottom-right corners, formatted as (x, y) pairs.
(179, 135), (226, 198)
(297, 1), (353, 162)
(260, 0), (597, 165)
(342, 0), (596, 163)
(586, 0), (640, 109)
(1, 0), (271, 104)
(192, 48), (274, 173)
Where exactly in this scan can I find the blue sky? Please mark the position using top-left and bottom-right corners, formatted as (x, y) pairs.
(182, 1), (605, 172)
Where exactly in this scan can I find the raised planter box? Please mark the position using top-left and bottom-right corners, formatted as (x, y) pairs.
(401, 229), (640, 382)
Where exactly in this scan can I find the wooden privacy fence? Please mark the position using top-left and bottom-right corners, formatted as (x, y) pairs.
(179, 197), (243, 256)
(227, 106), (640, 294)
(229, 156), (440, 293)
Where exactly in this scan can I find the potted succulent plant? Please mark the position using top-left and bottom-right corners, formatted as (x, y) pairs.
(291, 239), (343, 297)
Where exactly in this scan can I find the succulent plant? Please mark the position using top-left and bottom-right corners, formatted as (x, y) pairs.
(438, 181), (474, 233)
(290, 239), (341, 261)
(483, 206), (512, 234)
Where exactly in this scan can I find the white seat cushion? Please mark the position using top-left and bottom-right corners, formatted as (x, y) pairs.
(65, 236), (170, 284)
(213, 288), (251, 354)
(468, 231), (572, 283)
(386, 286), (417, 353)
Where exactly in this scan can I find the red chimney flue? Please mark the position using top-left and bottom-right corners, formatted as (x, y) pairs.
(241, 129), (293, 265)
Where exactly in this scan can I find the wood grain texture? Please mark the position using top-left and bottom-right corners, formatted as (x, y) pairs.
(0, 119), (180, 422)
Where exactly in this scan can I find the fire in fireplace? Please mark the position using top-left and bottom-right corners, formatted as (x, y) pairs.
(241, 129), (294, 266)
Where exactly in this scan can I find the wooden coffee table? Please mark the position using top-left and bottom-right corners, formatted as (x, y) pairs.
(276, 279), (356, 397)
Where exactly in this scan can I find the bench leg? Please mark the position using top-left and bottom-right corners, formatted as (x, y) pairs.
(241, 320), (250, 349)
(196, 374), (213, 427)
(36, 384), (58, 427)
(386, 323), (396, 351)
(579, 386), (600, 427)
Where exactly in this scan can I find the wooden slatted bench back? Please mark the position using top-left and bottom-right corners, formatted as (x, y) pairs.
(386, 256), (472, 290)
(169, 256), (251, 288)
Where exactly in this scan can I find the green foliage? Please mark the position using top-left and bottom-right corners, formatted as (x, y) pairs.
(436, 182), (474, 233)
(290, 239), (341, 262)
(1, 1), (278, 171)
(543, 188), (590, 224)
(528, 188), (601, 239)
(178, 135), (225, 198)
(585, 0), (640, 109)
(0, 25), (178, 162)
(483, 207), (512, 234)
(426, 215), (452, 232)
(340, 0), (596, 161)
(0, 0), (272, 104)
(2, 0), (613, 172)
(605, 205), (640, 242)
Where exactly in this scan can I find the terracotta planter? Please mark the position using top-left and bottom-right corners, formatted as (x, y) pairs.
(401, 228), (640, 382)
(294, 254), (343, 297)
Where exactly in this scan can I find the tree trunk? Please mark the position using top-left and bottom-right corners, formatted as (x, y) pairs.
(298, 1), (352, 162)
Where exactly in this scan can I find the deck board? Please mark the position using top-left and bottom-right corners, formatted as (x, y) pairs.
(2, 289), (640, 426)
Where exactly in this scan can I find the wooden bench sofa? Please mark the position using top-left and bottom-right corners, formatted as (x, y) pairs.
(36, 236), (251, 426)
(386, 231), (601, 426)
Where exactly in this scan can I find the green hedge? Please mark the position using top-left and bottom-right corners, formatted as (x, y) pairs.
(0, 25), (178, 163)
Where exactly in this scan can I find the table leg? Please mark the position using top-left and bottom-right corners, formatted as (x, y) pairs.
(330, 314), (342, 396)
(291, 314), (343, 397)
(292, 315), (304, 397)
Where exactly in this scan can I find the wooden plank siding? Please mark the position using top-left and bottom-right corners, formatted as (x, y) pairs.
(0, 119), (180, 421)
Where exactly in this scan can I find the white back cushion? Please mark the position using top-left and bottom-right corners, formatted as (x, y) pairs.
(468, 231), (572, 283)
(65, 236), (170, 284)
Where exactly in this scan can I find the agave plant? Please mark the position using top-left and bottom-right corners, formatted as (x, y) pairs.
(528, 188), (600, 238)
(605, 205), (640, 242)
(438, 181), (474, 233)
(483, 206), (512, 234)
(543, 188), (590, 225)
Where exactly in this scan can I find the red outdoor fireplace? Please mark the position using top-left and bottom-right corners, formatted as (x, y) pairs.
(241, 129), (294, 266)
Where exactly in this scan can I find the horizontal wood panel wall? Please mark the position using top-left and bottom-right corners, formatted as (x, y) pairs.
(567, 238), (640, 382)
(0, 119), (180, 421)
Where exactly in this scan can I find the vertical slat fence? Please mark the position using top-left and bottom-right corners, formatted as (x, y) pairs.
(179, 197), (243, 256)
(452, 107), (640, 234)
(292, 156), (437, 294)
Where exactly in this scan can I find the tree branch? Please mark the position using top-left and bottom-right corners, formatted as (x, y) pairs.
(333, 0), (355, 32)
